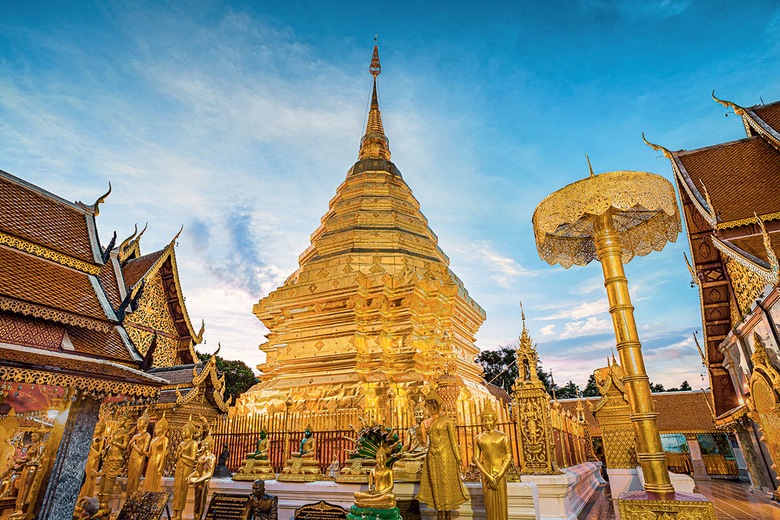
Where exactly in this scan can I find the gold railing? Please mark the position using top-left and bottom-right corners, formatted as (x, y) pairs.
(213, 397), (591, 473)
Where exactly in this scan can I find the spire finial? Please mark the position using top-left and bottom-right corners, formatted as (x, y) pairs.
(359, 41), (391, 161)
(370, 36), (381, 78)
(586, 154), (595, 177)
(520, 301), (526, 326)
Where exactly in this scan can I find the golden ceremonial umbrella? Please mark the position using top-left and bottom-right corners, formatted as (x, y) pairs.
(532, 169), (680, 494)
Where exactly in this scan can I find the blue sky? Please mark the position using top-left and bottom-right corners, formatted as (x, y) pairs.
(2, 0), (779, 389)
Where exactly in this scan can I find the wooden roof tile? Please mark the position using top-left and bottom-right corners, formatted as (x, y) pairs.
(0, 171), (96, 264)
(677, 137), (780, 224)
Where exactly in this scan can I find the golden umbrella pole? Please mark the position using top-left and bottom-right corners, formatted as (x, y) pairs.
(533, 169), (681, 496)
(592, 209), (672, 494)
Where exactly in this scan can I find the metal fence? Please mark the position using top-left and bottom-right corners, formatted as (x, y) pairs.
(212, 401), (589, 474)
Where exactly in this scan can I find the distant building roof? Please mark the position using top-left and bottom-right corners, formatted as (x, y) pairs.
(558, 390), (719, 437)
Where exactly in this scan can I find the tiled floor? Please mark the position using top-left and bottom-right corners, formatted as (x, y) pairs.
(579, 480), (780, 519)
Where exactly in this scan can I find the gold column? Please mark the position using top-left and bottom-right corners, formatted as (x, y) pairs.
(592, 210), (673, 494)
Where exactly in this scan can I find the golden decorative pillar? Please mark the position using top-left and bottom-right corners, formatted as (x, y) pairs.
(534, 168), (716, 517)
(512, 313), (556, 474)
(590, 361), (638, 469)
(747, 332), (780, 500)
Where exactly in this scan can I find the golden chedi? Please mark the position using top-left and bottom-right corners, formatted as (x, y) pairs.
(236, 43), (493, 418)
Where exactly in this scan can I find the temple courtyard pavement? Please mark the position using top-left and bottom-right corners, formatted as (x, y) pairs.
(580, 480), (780, 520)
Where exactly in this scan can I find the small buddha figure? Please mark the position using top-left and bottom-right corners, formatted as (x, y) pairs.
(353, 446), (397, 510)
(297, 426), (316, 458)
(98, 413), (131, 516)
(142, 412), (170, 492)
(473, 403), (511, 520)
(76, 420), (106, 504)
(251, 479), (278, 520)
(250, 430), (269, 460)
(233, 430), (275, 481)
(126, 410), (152, 494)
(277, 424), (322, 482)
(13, 429), (47, 514)
(394, 403), (428, 481)
(416, 389), (468, 520)
(188, 435), (216, 520)
(213, 444), (232, 478)
(172, 418), (199, 520)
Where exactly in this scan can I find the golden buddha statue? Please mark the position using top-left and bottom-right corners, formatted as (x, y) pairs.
(126, 410), (151, 495)
(473, 403), (511, 520)
(142, 412), (170, 493)
(188, 435), (216, 520)
(278, 424), (323, 482)
(0, 410), (19, 493)
(13, 428), (47, 514)
(393, 403), (428, 481)
(353, 445), (396, 509)
(76, 420), (106, 505)
(234, 430), (275, 481)
(416, 389), (468, 520)
(97, 412), (131, 516)
(172, 417), (199, 520)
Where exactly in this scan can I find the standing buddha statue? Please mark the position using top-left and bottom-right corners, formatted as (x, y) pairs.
(172, 417), (198, 520)
(97, 413), (131, 516)
(188, 435), (216, 520)
(416, 389), (468, 520)
(473, 403), (511, 520)
(125, 410), (151, 495)
(76, 420), (106, 505)
(142, 412), (170, 493)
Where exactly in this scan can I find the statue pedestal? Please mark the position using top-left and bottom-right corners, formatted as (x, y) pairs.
(277, 458), (323, 482)
(617, 490), (716, 519)
(392, 460), (423, 482)
(233, 458), (276, 481)
(347, 505), (401, 520)
(336, 458), (375, 484)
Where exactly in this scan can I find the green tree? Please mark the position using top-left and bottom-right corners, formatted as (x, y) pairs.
(476, 345), (517, 395)
(556, 380), (580, 399)
(649, 382), (665, 392)
(680, 380), (692, 391)
(582, 374), (600, 397)
(196, 351), (257, 403)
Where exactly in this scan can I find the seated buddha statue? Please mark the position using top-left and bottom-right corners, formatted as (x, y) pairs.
(278, 425), (322, 482)
(233, 430), (275, 481)
(393, 403), (428, 481)
(353, 446), (396, 510)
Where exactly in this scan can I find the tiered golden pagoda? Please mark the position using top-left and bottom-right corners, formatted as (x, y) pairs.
(237, 45), (492, 416)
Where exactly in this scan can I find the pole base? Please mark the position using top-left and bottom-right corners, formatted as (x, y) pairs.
(617, 490), (716, 519)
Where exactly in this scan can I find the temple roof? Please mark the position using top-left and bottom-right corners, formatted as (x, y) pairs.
(675, 137), (780, 226)
(0, 168), (203, 395)
(0, 169), (101, 265)
(559, 391), (719, 437)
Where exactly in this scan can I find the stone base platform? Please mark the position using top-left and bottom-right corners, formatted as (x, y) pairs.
(520, 462), (602, 520)
(96, 462), (608, 520)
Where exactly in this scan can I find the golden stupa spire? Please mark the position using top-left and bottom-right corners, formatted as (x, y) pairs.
(358, 39), (391, 161)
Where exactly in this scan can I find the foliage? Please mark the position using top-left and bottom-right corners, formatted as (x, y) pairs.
(476, 345), (518, 394)
(196, 351), (257, 402)
(476, 345), (580, 398)
(666, 380), (692, 392)
(582, 374), (600, 397)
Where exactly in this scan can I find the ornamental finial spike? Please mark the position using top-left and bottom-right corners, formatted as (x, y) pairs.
(586, 154), (594, 177)
(370, 38), (381, 78)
